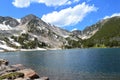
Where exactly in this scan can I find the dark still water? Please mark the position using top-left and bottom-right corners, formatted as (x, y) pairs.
(0, 48), (120, 80)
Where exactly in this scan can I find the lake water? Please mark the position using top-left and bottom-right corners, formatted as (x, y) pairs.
(0, 48), (120, 80)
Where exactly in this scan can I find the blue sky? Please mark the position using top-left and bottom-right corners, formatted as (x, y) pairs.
(0, 0), (120, 31)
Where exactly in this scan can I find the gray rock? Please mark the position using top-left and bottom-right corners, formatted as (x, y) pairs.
(0, 59), (9, 70)
(21, 14), (38, 24)
(0, 16), (19, 27)
(0, 59), (49, 80)
(5, 67), (17, 72)
(17, 68), (39, 79)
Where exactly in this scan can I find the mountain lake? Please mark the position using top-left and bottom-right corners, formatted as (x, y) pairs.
(0, 48), (120, 80)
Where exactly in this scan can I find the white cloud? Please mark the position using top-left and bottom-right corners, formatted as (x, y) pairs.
(38, 0), (71, 6)
(42, 2), (97, 27)
(12, 0), (30, 8)
(104, 13), (120, 19)
(71, 28), (78, 31)
(12, 0), (80, 8)
(74, 0), (80, 3)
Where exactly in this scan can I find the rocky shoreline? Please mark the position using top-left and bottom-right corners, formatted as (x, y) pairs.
(0, 59), (49, 80)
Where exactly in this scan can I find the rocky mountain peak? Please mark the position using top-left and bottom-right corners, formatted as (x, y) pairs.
(72, 30), (82, 35)
(21, 14), (39, 24)
(0, 16), (19, 27)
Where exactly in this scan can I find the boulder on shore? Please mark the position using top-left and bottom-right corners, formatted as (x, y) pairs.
(0, 59), (9, 70)
(0, 59), (49, 80)
(17, 68), (39, 79)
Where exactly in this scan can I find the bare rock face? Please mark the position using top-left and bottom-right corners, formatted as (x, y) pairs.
(17, 68), (39, 79)
(0, 16), (19, 27)
(0, 59), (9, 70)
(21, 14), (38, 24)
(72, 30), (82, 35)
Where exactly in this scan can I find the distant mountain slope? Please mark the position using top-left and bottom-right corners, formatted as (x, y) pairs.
(83, 16), (120, 47)
(91, 16), (120, 39)
(71, 19), (105, 39)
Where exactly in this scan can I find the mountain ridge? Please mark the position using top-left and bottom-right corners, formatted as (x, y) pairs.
(0, 14), (120, 51)
(0, 14), (74, 51)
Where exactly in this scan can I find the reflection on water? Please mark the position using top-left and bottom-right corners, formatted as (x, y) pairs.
(0, 48), (120, 80)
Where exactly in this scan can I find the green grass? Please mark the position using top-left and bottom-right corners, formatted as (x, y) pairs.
(0, 72), (24, 80)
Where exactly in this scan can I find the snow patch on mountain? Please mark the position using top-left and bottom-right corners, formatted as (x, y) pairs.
(0, 40), (16, 51)
(0, 24), (12, 30)
(16, 19), (21, 23)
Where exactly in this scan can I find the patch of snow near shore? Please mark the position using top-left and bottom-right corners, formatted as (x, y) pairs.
(13, 42), (21, 46)
(0, 45), (46, 52)
(20, 47), (46, 51)
(8, 37), (21, 47)
(0, 44), (16, 51)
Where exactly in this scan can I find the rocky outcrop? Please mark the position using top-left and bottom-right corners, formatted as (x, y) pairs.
(0, 59), (49, 80)
(0, 16), (19, 27)
(0, 59), (9, 70)
(17, 69), (39, 79)
(21, 14), (38, 24)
